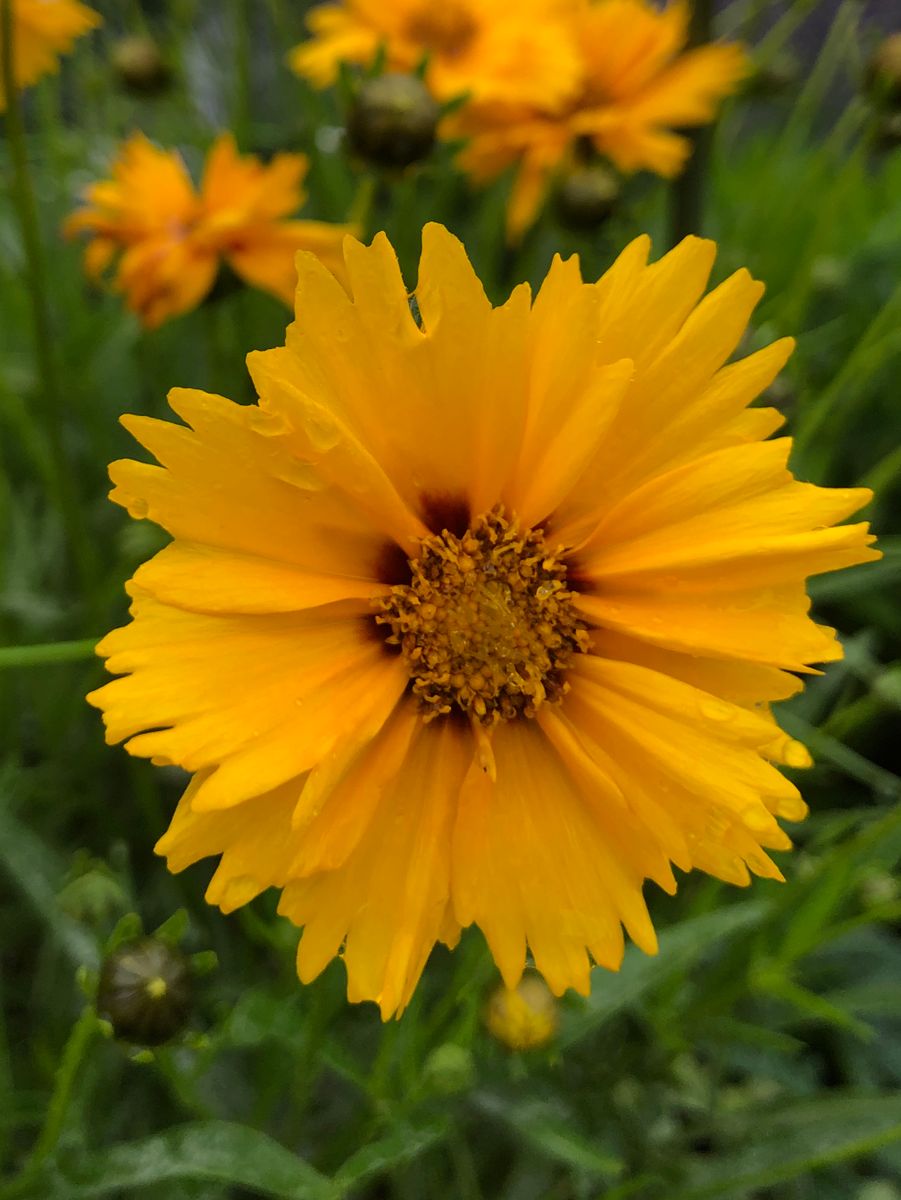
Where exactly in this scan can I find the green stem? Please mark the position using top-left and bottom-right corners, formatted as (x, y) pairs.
(20, 1008), (100, 1176)
(668, 0), (713, 245)
(232, 0), (252, 145)
(0, 638), (99, 668)
(349, 173), (378, 240)
(0, 0), (99, 601)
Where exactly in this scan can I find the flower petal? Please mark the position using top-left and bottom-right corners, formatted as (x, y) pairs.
(281, 715), (472, 1018)
(110, 387), (417, 579)
(452, 719), (657, 996)
(88, 591), (407, 809)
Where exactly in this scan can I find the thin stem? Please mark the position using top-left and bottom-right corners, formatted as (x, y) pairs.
(20, 1008), (100, 1175)
(232, 0), (252, 145)
(0, 0), (99, 601)
(668, 0), (713, 245)
(0, 639), (99, 669)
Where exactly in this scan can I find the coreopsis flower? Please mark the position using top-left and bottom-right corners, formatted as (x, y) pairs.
(455, 0), (749, 238)
(0, 0), (100, 110)
(64, 132), (353, 329)
(89, 224), (877, 1019)
(289, 0), (582, 114)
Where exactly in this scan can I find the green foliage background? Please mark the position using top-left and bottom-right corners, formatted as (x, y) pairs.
(2, 1), (901, 1197)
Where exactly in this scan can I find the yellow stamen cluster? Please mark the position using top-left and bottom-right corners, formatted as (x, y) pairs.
(376, 508), (589, 725)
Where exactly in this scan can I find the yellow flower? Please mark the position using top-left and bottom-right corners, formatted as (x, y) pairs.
(0, 0), (100, 110)
(485, 975), (558, 1050)
(89, 224), (877, 1019)
(64, 132), (354, 329)
(455, 0), (749, 238)
(290, 0), (582, 113)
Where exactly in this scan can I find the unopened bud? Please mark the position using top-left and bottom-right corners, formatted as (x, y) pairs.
(484, 974), (558, 1051)
(555, 165), (621, 232)
(422, 1043), (476, 1096)
(867, 34), (901, 109)
(98, 937), (192, 1045)
(347, 74), (439, 169)
(745, 50), (800, 96)
(112, 36), (171, 96)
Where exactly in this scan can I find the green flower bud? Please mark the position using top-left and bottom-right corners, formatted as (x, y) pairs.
(422, 1043), (476, 1096)
(98, 938), (192, 1045)
(112, 36), (171, 95)
(744, 50), (800, 97)
(347, 74), (440, 169)
(555, 165), (621, 232)
(868, 34), (901, 109)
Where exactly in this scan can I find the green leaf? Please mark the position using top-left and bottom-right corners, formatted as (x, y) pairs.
(0, 805), (97, 968)
(332, 1120), (448, 1191)
(103, 913), (143, 957)
(778, 711), (901, 799)
(13, 1121), (337, 1200)
(472, 1093), (623, 1178)
(152, 908), (189, 947)
(560, 902), (770, 1049)
(672, 1094), (901, 1199)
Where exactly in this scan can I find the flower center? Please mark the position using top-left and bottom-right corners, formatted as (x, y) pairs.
(376, 508), (589, 725)
(406, 3), (477, 58)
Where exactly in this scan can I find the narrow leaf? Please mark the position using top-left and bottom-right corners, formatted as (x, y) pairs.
(561, 902), (769, 1049)
(16, 1121), (336, 1200)
(672, 1093), (901, 1199)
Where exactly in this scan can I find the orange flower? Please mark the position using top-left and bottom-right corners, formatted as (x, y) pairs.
(64, 132), (354, 329)
(454, 0), (749, 238)
(0, 0), (100, 110)
(89, 225), (877, 1018)
(290, 0), (582, 114)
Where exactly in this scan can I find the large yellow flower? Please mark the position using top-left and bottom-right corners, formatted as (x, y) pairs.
(64, 132), (354, 329)
(0, 0), (100, 110)
(456, 0), (749, 238)
(290, 0), (582, 113)
(89, 225), (877, 1018)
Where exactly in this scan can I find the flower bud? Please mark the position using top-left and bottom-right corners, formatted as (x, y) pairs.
(554, 164), (621, 232)
(112, 36), (171, 95)
(867, 34), (901, 109)
(347, 74), (439, 169)
(744, 51), (800, 97)
(422, 1043), (476, 1096)
(484, 974), (558, 1051)
(97, 937), (192, 1045)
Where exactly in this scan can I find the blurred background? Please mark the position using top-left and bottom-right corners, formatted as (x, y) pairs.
(2, 1), (901, 1197)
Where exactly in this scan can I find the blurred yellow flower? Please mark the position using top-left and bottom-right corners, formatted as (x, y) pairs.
(0, 0), (100, 110)
(64, 132), (354, 329)
(485, 976), (558, 1050)
(89, 224), (877, 1019)
(290, 0), (582, 113)
(455, 0), (749, 238)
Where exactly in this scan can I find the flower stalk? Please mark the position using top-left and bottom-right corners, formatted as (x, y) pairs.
(10, 1007), (101, 1189)
(0, 0), (98, 598)
(0, 638), (99, 669)
(668, 0), (714, 245)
